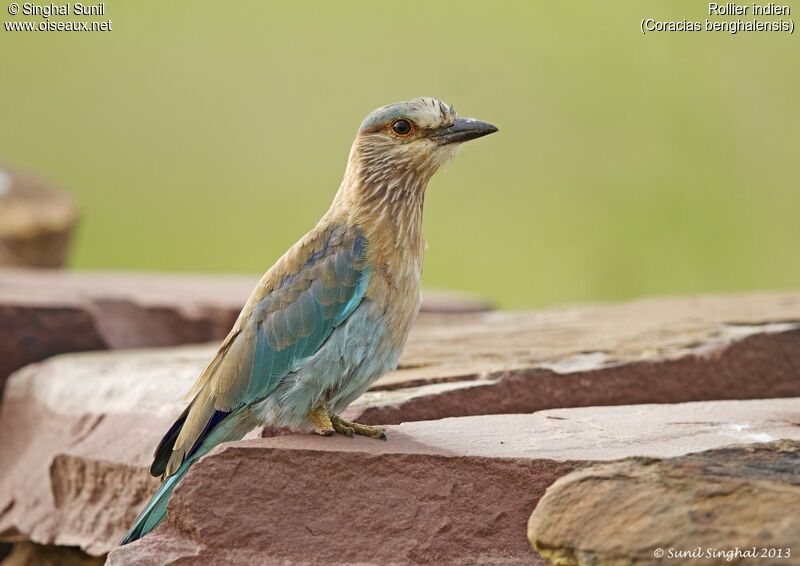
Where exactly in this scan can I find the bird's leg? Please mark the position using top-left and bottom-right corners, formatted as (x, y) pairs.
(331, 415), (387, 441)
(308, 405), (334, 436)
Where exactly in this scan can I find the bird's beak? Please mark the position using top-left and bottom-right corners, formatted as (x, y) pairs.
(431, 117), (499, 145)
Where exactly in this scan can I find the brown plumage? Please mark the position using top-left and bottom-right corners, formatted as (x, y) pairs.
(121, 97), (497, 545)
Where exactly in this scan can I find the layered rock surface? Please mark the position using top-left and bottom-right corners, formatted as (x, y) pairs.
(528, 440), (800, 566)
(105, 399), (800, 565)
(1, 292), (800, 563)
(0, 270), (251, 396)
(0, 542), (103, 566)
(0, 268), (490, 394)
(349, 292), (800, 425)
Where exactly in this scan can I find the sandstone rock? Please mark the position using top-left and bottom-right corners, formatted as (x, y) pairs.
(353, 292), (800, 424)
(385, 292), (800, 388)
(3, 291), (800, 560)
(0, 542), (103, 566)
(3, 392), (799, 562)
(0, 269), (490, 395)
(103, 399), (800, 565)
(0, 270), (252, 397)
(528, 440), (800, 566)
(0, 346), (217, 555)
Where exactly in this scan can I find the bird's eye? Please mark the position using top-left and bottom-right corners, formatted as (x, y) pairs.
(392, 119), (412, 135)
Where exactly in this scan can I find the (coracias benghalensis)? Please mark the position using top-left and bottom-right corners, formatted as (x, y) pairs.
(120, 97), (497, 544)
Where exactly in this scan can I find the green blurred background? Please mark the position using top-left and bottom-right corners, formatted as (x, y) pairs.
(2, 1), (798, 308)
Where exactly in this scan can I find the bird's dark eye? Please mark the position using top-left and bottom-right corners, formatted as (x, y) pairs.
(392, 119), (412, 135)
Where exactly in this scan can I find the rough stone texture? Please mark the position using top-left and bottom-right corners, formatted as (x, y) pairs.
(0, 270), (251, 397)
(4, 289), (797, 425)
(0, 268), (490, 396)
(353, 292), (800, 424)
(382, 292), (800, 386)
(3, 395), (799, 562)
(3, 292), (800, 561)
(103, 399), (800, 565)
(0, 543), (103, 566)
(528, 440), (800, 566)
(0, 168), (78, 269)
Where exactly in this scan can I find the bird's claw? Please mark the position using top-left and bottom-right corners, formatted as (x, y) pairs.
(331, 415), (386, 441)
(331, 417), (355, 437)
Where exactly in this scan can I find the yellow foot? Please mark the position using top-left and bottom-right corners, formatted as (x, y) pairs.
(331, 415), (387, 441)
(308, 406), (333, 436)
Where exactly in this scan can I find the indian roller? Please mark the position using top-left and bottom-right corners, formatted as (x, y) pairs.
(120, 97), (497, 544)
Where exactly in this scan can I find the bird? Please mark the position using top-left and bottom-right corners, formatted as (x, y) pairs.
(120, 97), (497, 545)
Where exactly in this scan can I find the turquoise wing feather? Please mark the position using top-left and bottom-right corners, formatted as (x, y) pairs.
(242, 226), (370, 402)
(128, 225), (372, 546)
(150, 225), (370, 478)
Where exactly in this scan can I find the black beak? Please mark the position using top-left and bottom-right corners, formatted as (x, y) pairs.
(431, 117), (499, 145)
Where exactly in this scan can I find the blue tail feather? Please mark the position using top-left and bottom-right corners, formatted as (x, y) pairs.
(120, 461), (189, 545)
(119, 407), (254, 545)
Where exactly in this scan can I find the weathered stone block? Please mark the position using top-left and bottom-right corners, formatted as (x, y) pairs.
(107, 399), (800, 565)
(2, 291), (800, 563)
(0, 269), (491, 395)
(528, 440), (800, 566)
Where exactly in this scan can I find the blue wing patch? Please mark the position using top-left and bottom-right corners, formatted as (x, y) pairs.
(142, 225), (372, 542)
(245, 227), (370, 402)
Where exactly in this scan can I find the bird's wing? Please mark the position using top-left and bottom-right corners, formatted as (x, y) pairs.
(153, 225), (370, 477)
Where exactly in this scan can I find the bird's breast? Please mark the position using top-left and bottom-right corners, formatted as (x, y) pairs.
(364, 253), (422, 353)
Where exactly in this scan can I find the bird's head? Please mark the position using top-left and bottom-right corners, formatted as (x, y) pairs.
(347, 97), (498, 195)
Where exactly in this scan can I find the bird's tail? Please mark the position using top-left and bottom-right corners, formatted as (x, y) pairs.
(120, 406), (257, 545)
(119, 459), (190, 545)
